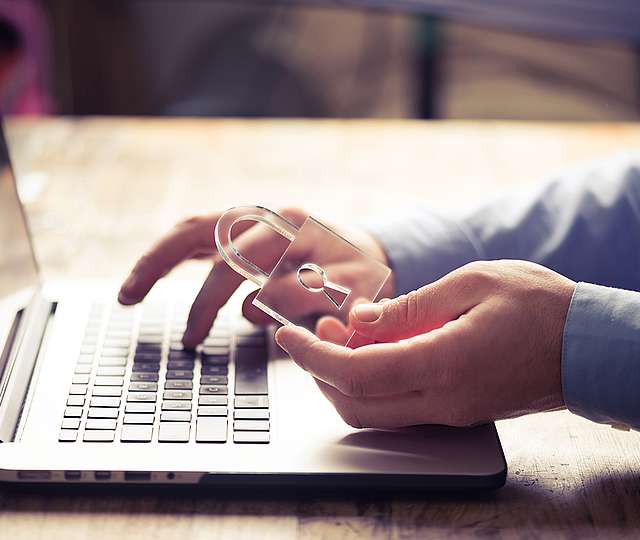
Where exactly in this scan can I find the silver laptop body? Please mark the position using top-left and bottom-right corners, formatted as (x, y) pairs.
(0, 118), (506, 490)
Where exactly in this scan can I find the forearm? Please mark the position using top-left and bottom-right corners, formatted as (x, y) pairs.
(369, 154), (640, 294)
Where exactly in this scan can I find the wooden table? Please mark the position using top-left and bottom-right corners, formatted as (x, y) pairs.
(2, 117), (640, 539)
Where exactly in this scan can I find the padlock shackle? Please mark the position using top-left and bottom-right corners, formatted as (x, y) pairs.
(214, 206), (299, 287)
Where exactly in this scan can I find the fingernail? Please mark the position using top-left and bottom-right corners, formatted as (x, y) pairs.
(119, 275), (137, 296)
(274, 327), (286, 349)
(353, 303), (383, 323)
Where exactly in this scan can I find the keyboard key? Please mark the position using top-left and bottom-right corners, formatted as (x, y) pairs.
(168, 342), (189, 352)
(103, 338), (130, 348)
(161, 401), (191, 411)
(166, 369), (193, 380)
(168, 350), (196, 360)
(59, 429), (77, 442)
(201, 346), (229, 356)
(124, 413), (154, 424)
(86, 418), (117, 430)
(88, 407), (119, 419)
(127, 392), (157, 402)
(235, 396), (268, 409)
(64, 406), (83, 417)
(92, 387), (122, 397)
(136, 336), (162, 345)
(203, 337), (228, 347)
(166, 360), (194, 370)
(83, 430), (115, 442)
(77, 354), (95, 364)
(105, 329), (131, 339)
(90, 397), (120, 408)
(120, 424), (153, 442)
(69, 384), (87, 395)
(199, 396), (228, 406)
(196, 418), (227, 443)
(164, 380), (192, 390)
(134, 352), (162, 362)
(236, 335), (266, 347)
(199, 385), (227, 395)
(74, 365), (92, 375)
(201, 365), (227, 376)
(101, 347), (129, 357)
(201, 355), (228, 366)
(200, 375), (228, 386)
(61, 418), (80, 429)
(97, 366), (126, 376)
(99, 357), (127, 367)
(198, 406), (227, 417)
(234, 431), (269, 444)
(236, 326), (264, 337)
(130, 372), (159, 382)
(161, 411), (191, 422)
(125, 402), (155, 414)
(67, 396), (85, 407)
(72, 374), (90, 385)
(132, 362), (160, 373)
(158, 422), (190, 442)
(234, 409), (270, 420)
(80, 345), (96, 355)
(163, 390), (192, 400)
(234, 420), (269, 431)
(129, 382), (158, 393)
(235, 347), (267, 395)
(95, 376), (124, 386)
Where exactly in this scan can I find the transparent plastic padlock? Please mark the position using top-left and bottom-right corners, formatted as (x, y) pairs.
(214, 206), (391, 345)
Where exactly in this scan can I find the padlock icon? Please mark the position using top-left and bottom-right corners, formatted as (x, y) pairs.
(214, 206), (391, 330)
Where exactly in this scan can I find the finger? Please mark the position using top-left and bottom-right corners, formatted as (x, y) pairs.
(275, 323), (464, 397)
(313, 379), (441, 428)
(349, 267), (487, 342)
(118, 214), (251, 305)
(315, 316), (350, 345)
(181, 262), (242, 347)
(182, 215), (304, 346)
(241, 290), (272, 325)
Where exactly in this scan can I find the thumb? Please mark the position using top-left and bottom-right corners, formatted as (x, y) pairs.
(348, 271), (483, 342)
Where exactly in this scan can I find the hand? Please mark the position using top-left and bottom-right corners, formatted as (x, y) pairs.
(118, 208), (394, 347)
(275, 260), (576, 428)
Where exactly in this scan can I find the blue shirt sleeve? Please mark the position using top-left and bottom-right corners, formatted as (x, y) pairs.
(367, 153), (640, 428)
(563, 282), (640, 429)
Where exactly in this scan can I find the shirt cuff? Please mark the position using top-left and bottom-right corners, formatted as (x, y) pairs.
(365, 209), (484, 294)
(562, 282), (640, 429)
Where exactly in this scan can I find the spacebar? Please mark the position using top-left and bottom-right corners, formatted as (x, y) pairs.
(234, 346), (268, 395)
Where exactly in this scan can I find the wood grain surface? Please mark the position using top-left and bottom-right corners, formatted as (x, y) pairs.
(1, 117), (640, 539)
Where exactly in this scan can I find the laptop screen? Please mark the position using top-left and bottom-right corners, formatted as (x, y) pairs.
(0, 118), (39, 301)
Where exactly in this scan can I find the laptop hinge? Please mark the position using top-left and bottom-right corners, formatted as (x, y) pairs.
(0, 292), (54, 442)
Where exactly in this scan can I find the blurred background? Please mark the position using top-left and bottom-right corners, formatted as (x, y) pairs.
(1, 0), (639, 121)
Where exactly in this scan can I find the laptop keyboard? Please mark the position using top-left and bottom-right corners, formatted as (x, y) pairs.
(59, 302), (270, 444)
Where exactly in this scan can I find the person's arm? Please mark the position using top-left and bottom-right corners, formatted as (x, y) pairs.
(366, 154), (640, 430)
(369, 153), (640, 295)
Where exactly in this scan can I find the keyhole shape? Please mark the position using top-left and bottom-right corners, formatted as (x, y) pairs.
(296, 263), (351, 310)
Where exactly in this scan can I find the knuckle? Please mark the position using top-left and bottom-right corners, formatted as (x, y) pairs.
(385, 290), (422, 327)
(457, 261), (499, 290)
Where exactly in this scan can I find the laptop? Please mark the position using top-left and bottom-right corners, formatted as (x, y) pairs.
(0, 117), (506, 490)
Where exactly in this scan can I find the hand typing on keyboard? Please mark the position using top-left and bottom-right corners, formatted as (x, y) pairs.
(118, 208), (394, 348)
(275, 260), (575, 429)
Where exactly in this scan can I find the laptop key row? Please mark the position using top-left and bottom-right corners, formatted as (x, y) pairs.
(59, 303), (270, 444)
